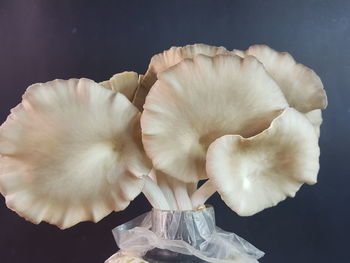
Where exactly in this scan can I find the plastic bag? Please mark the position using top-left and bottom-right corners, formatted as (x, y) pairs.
(105, 206), (264, 263)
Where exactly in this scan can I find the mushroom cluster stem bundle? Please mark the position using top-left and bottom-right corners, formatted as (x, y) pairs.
(142, 175), (170, 210)
(191, 180), (217, 209)
(169, 178), (193, 210)
(155, 170), (178, 210)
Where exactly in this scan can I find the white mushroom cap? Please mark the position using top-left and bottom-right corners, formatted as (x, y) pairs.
(0, 78), (150, 229)
(206, 107), (320, 216)
(133, 44), (232, 110)
(100, 71), (139, 101)
(245, 44), (328, 113)
(241, 45), (327, 137)
(232, 49), (245, 58)
(305, 109), (323, 137)
(141, 54), (288, 183)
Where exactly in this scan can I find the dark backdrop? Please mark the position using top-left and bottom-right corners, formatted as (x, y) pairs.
(0, 1), (348, 262)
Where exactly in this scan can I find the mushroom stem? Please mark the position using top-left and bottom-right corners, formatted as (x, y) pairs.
(142, 176), (170, 210)
(158, 175), (178, 210)
(191, 180), (216, 209)
(187, 182), (198, 197)
(170, 179), (193, 210)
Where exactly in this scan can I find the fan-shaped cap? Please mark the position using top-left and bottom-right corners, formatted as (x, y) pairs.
(246, 44), (327, 113)
(133, 44), (232, 110)
(100, 71), (139, 101)
(0, 78), (151, 229)
(141, 54), (288, 183)
(305, 109), (323, 137)
(206, 107), (320, 216)
(232, 49), (245, 58)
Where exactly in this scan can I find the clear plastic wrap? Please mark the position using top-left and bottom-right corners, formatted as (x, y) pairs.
(105, 206), (264, 263)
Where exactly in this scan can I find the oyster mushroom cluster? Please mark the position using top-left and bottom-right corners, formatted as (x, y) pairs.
(0, 44), (327, 229)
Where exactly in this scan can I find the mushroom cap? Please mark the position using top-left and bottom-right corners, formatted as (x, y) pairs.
(0, 78), (150, 229)
(245, 44), (328, 113)
(241, 45), (326, 137)
(305, 109), (323, 137)
(232, 49), (245, 58)
(133, 44), (232, 110)
(100, 71), (139, 101)
(206, 107), (320, 216)
(141, 54), (288, 183)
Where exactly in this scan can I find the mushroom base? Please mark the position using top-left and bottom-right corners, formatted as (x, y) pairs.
(143, 206), (214, 263)
(144, 248), (205, 263)
(107, 205), (264, 263)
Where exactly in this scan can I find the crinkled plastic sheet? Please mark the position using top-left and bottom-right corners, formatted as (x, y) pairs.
(106, 206), (264, 263)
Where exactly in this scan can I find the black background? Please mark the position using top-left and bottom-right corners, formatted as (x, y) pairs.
(0, 1), (349, 262)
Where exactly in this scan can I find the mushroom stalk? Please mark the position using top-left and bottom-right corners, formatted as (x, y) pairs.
(158, 176), (178, 210)
(191, 180), (216, 209)
(171, 180), (193, 210)
(187, 182), (198, 197)
(142, 176), (170, 210)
